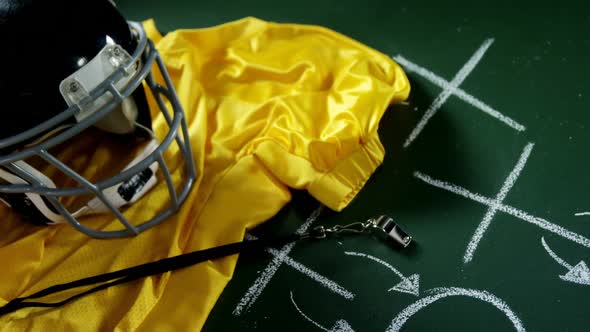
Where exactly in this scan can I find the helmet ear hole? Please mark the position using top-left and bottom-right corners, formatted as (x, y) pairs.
(0, 162), (63, 225)
(0, 193), (59, 225)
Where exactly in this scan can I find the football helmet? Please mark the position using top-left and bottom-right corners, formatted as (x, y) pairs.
(0, 0), (196, 238)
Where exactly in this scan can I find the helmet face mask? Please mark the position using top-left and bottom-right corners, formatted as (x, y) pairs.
(0, 17), (197, 238)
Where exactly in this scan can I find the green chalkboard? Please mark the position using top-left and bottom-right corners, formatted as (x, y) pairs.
(119, 1), (590, 331)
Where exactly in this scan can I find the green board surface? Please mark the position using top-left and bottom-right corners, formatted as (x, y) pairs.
(119, 1), (590, 331)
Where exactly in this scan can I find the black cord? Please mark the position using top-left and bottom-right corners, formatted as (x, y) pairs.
(0, 233), (303, 316)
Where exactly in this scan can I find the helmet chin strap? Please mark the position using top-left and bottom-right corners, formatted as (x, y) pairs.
(0, 138), (160, 224)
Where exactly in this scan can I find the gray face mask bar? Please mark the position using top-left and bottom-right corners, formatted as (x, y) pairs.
(0, 22), (197, 238)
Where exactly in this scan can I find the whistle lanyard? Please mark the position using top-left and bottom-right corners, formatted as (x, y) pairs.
(0, 215), (411, 316)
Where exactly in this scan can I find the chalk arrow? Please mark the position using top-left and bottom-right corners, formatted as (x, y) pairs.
(560, 261), (590, 285)
(541, 237), (590, 285)
(290, 291), (355, 332)
(344, 251), (420, 296)
(390, 274), (420, 296)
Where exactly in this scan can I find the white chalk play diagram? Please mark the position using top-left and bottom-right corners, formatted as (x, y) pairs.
(286, 260), (525, 332)
(229, 36), (588, 331)
(395, 39), (589, 267)
(290, 288), (526, 332)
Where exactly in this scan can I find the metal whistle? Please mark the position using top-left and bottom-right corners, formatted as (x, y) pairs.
(304, 214), (412, 249)
(372, 215), (412, 248)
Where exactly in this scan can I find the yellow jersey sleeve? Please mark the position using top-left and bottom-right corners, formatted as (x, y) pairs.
(144, 17), (409, 211)
(0, 17), (409, 331)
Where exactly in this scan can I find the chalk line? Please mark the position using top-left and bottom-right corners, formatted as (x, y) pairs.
(290, 291), (330, 332)
(402, 38), (494, 148)
(344, 251), (419, 296)
(290, 291), (355, 332)
(575, 212), (590, 216)
(414, 172), (496, 206)
(496, 205), (590, 248)
(541, 236), (573, 270)
(393, 55), (525, 132)
(386, 287), (526, 332)
(464, 143), (534, 263)
(242, 235), (354, 300)
(233, 205), (323, 316)
(268, 248), (354, 300)
(414, 171), (590, 251)
(344, 251), (404, 279)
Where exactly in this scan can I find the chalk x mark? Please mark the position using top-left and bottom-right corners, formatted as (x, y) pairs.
(575, 212), (590, 217)
(386, 287), (526, 332)
(399, 38), (496, 148)
(290, 291), (355, 332)
(243, 235), (354, 300)
(393, 55), (525, 132)
(233, 206), (325, 316)
(464, 143), (534, 263)
(267, 247), (354, 299)
(541, 237), (590, 285)
(414, 171), (590, 259)
(344, 251), (420, 296)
